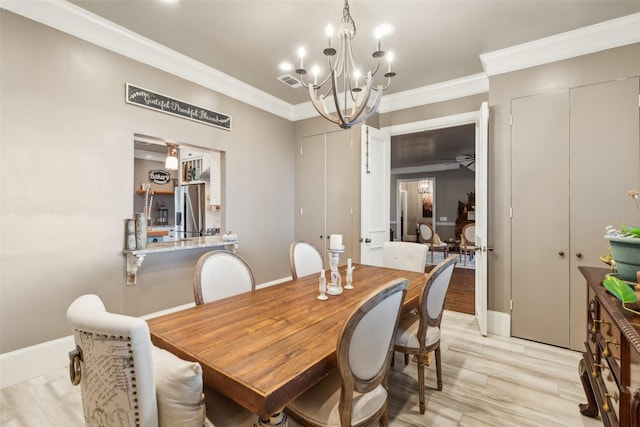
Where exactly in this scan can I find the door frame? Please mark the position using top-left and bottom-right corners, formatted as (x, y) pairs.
(396, 177), (437, 242)
(382, 110), (487, 334)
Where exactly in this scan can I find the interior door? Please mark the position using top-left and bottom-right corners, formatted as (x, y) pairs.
(360, 125), (391, 266)
(511, 91), (570, 347)
(295, 134), (326, 251)
(326, 130), (359, 263)
(568, 77), (640, 350)
(474, 102), (489, 336)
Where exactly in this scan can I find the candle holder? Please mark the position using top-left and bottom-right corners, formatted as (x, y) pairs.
(317, 270), (328, 300)
(345, 265), (355, 290)
(327, 247), (344, 295)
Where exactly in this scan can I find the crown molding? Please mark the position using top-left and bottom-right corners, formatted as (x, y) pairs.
(378, 73), (489, 114)
(3, 1), (639, 121)
(291, 74), (488, 121)
(480, 12), (640, 76)
(0, 0), (295, 121)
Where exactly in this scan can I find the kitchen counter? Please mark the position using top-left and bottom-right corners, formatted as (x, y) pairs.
(123, 236), (238, 285)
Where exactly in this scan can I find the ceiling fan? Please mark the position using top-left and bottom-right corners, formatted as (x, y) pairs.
(455, 153), (475, 168)
(440, 153), (475, 169)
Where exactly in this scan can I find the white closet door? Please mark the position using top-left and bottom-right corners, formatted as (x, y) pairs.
(295, 134), (326, 252)
(511, 91), (571, 348)
(568, 77), (640, 350)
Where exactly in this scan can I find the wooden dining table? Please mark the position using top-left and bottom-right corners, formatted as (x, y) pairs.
(147, 263), (427, 419)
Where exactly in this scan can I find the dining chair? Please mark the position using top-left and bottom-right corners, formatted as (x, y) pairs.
(289, 240), (325, 279)
(286, 279), (408, 427)
(418, 223), (449, 263)
(382, 241), (428, 273)
(194, 250), (256, 305)
(459, 223), (476, 266)
(66, 294), (255, 427)
(393, 254), (458, 415)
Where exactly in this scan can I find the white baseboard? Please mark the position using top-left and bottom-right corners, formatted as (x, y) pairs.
(0, 279), (292, 389)
(1, 287), (511, 389)
(487, 310), (511, 337)
(0, 302), (195, 389)
(0, 335), (75, 389)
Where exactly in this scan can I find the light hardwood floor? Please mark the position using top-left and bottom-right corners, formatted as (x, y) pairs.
(1, 310), (602, 427)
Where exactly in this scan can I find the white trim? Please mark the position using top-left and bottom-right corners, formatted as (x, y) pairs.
(291, 74), (488, 121)
(3, 2), (637, 119)
(481, 12), (640, 76)
(256, 276), (292, 289)
(487, 310), (511, 337)
(391, 162), (461, 175)
(0, 278), (291, 389)
(377, 73), (489, 114)
(0, 335), (75, 389)
(0, 0), (295, 121)
(384, 111), (479, 137)
(0, 282), (509, 389)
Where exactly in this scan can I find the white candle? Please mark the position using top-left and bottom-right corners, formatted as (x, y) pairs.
(329, 234), (342, 250)
(347, 258), (352, 269)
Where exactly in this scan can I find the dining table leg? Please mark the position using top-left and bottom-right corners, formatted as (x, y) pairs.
(255, 411), (288, 427)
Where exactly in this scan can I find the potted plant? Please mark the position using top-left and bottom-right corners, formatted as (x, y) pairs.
(604, 189), (640, 283)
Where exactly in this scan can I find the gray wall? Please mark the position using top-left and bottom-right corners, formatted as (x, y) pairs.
(487, 42), (640, 314)
(379, 44), (640, 318)
(0, 11), (294, 352)
(391, 168), (475, 242)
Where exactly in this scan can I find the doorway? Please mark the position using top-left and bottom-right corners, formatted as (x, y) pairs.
(382, 108), (487, 332)
(398, 178), (436, 242)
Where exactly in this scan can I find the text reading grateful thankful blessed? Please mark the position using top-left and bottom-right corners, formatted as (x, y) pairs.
(126, 83), (231, 130)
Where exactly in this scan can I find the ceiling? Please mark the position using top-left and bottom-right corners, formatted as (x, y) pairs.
(61, 1), (640, 166)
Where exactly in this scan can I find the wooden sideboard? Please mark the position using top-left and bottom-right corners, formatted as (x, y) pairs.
(579, 267), (640, 426)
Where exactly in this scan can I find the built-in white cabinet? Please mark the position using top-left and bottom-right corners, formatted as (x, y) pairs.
(294, 128), (361, 265)
(511, 77), (640, 351)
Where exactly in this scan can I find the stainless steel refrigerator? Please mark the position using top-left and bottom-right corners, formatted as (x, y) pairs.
(175, 183), (205, 238)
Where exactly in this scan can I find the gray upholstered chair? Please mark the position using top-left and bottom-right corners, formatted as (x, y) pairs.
(289, 241), (325, 279)
(193, 250), (255, 304)
(460, 223), (476, 266)
(393, 255), (458, 414)
(286, 279), (408, 427)
(382, 241), (428, 273)
(66, 294), (254, 427)
(418, 223), (449, 263)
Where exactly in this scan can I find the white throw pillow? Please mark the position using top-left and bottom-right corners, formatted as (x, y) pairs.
(152, 346), (206, 427)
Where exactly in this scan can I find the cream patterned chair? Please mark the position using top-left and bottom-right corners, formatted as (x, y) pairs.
(418, 223), (449, 263)
(66, 294), (254, 427)
(286, 279), (408, 427)
(289, 241), (325, 279)
(393, 255), (458, 414)
(194, 250), (255, 304)
(459, 223), (476, 266)
(382, 241), (428, 273)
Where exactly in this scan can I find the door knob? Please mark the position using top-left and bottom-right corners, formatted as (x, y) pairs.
(365, 238), (371, 243)
(559, 251), (565, 257)
(487, 246), (494, 251)
(576, 253), (583, 259)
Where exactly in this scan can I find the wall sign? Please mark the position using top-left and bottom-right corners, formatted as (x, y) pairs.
(148, 170), (171, 184)
(126, 83), (231, 131)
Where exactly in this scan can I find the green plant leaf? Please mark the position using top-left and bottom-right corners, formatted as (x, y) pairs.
(604, 275), (638, 303)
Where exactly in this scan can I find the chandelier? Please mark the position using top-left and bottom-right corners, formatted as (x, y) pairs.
(418, 180), (431, 194)
(291, 0), (396, 129)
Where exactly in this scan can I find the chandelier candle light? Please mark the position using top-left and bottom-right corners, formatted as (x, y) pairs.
(288, 0), (396, 129)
